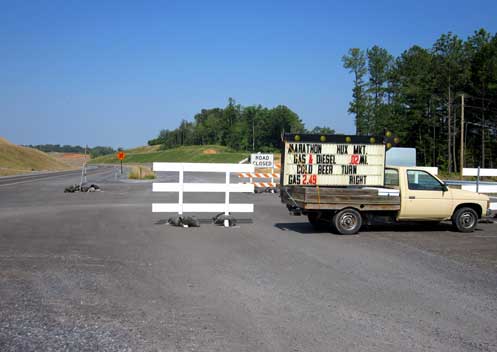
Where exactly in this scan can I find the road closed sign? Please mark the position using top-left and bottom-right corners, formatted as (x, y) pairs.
(251, 153), (274, 168)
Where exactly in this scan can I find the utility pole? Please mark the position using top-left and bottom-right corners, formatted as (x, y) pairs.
(482, 98), (486, 168)
(460, 94), (465, 179)
(448, 86), (452, 173)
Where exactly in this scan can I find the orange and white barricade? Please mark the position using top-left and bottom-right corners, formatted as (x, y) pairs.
(238, 163), (281, 189)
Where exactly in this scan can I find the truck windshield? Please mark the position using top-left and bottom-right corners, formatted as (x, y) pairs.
(407, 170), (443, 191)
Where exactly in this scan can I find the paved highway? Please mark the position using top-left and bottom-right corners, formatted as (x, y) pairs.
(1, 168), (496, 351)
(0, 166), (109, 187)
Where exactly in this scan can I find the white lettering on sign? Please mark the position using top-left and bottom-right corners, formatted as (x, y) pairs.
(251, 153), (274, 168)
(283, 142), (385, 186)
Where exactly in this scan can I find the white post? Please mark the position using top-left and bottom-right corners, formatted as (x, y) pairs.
(224, 171), (230, 227)
(476, 166), (480, 193)
(80, 162), (87, 187)
(179, 167), (184, 215)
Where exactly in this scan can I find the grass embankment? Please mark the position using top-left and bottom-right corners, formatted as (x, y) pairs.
(49, 152), (89, 169)
(125, 145), (162, 154)
(0, 137), (70, 176)
(90, 145), (249, 164)
(128, 165), (155, 180)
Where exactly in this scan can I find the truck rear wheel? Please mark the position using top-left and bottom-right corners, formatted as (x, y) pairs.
(452, 207), (478, 233)
(332, 208), (362, 235)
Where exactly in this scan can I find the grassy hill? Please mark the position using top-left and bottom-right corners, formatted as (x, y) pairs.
(0, 137), (70, 176)
(125, 145), (162, 154)
(89, 145), (250, 164)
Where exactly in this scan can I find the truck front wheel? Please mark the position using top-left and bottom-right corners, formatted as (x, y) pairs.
(452, 207), (478, 233)
(332, 208), (362, 235)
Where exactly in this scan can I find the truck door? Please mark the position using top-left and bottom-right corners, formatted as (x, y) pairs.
(401, 169), (452, 219)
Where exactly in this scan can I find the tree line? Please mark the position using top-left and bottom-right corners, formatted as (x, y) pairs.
(28, 144), (115, 158)
(343, 28), (497, 171)
(148, 98), (334, 151)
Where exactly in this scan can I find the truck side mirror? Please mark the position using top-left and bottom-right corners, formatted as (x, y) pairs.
(442, 184), (448, 192)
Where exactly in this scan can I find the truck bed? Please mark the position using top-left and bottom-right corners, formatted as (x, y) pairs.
(282, 186), (401, 211)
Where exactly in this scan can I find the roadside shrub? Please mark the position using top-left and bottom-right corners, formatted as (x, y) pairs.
(128, 165), (155, 180)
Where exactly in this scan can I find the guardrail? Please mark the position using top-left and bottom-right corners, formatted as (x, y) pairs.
(152, 162), (255, 227)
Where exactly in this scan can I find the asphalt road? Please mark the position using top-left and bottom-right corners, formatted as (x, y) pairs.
(1, 166), (497, 352)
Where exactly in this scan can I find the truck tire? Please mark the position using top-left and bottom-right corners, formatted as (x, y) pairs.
(332, 208), (362, 235)
(452, 207), (478, 233)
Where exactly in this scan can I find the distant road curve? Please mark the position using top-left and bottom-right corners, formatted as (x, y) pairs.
(0, 165), (111, 187)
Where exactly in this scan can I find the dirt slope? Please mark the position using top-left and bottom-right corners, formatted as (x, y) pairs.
(0, 137), (70, 176)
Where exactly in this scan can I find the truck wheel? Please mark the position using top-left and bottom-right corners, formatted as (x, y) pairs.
(452, 207), (478, 233)
(332, 208), (362, 235)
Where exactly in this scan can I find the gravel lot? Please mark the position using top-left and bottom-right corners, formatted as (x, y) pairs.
(1, 166), (496, 351)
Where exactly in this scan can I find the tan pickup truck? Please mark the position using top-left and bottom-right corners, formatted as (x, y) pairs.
(282, 166), (491, 235)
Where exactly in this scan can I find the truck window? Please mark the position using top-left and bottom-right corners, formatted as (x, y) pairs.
(407, 170), (443, 191)
(384, 169), (399, 187)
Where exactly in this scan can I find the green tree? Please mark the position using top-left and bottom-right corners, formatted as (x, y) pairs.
(466, 29), (495, 167)
(366, 45), (394, 134)
(150, 100), (303, 152)
(394, 45), (439, 165)
(307, 126), (336, 134)
(432, 32), (469, 172)
(343, 28), (497, 172)
(342, 48), (369, 134)
(267, 105), (305, 149)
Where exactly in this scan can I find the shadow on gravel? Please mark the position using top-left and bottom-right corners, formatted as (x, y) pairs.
(154, 218), (253, 225)
(275, 221), (489, 235)
(275, 222), (331, 234)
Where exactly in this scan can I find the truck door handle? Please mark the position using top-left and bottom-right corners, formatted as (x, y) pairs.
(409, 196), (416, 199)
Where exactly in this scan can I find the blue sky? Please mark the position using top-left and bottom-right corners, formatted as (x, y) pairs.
(1, 0), (496, 148)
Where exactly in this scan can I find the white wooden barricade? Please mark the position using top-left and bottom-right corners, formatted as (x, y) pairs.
(459, 183), (497, 211)
(461, 168), (497, 211)
(152, 163), (255, 227)
(463, 168), (497, 177)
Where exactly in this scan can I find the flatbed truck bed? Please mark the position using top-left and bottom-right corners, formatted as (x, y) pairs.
(283, 186), (400, 212)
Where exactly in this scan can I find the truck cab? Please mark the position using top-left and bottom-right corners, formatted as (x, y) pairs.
(385, 166), (489, 230)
